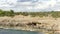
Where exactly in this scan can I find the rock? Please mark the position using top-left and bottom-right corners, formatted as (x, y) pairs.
(0, 15), (60, 33)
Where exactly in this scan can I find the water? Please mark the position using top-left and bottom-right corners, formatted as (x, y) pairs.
(0, 29), (45, 34)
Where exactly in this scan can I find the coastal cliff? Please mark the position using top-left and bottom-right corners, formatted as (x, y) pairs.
(0, 15), (60, 34)
(0, 10), (60, 34)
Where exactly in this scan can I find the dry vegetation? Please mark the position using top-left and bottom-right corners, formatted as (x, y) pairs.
(0, 9), (60, 34)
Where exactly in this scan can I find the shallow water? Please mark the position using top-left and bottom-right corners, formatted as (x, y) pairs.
(0, 29), (45, 34)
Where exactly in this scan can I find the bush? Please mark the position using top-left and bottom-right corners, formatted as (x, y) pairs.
(0, 9), (60, 18)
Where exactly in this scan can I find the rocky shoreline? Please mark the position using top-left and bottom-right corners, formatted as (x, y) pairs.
(0, 15), (60, 34)
(0, 26), (53, 34)
(0, 26), (59, 34)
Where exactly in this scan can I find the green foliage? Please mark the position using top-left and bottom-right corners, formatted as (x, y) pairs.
(51, 11), (60, 18)
(0, 9), (60, 18)
(0, 9), (15, 17)
(21, 12), (29, 16)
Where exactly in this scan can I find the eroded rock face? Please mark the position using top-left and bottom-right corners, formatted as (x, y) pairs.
(0, 15), (60, 33)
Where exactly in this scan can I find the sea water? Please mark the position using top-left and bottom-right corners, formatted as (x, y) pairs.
(0, 29), (45, 34)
